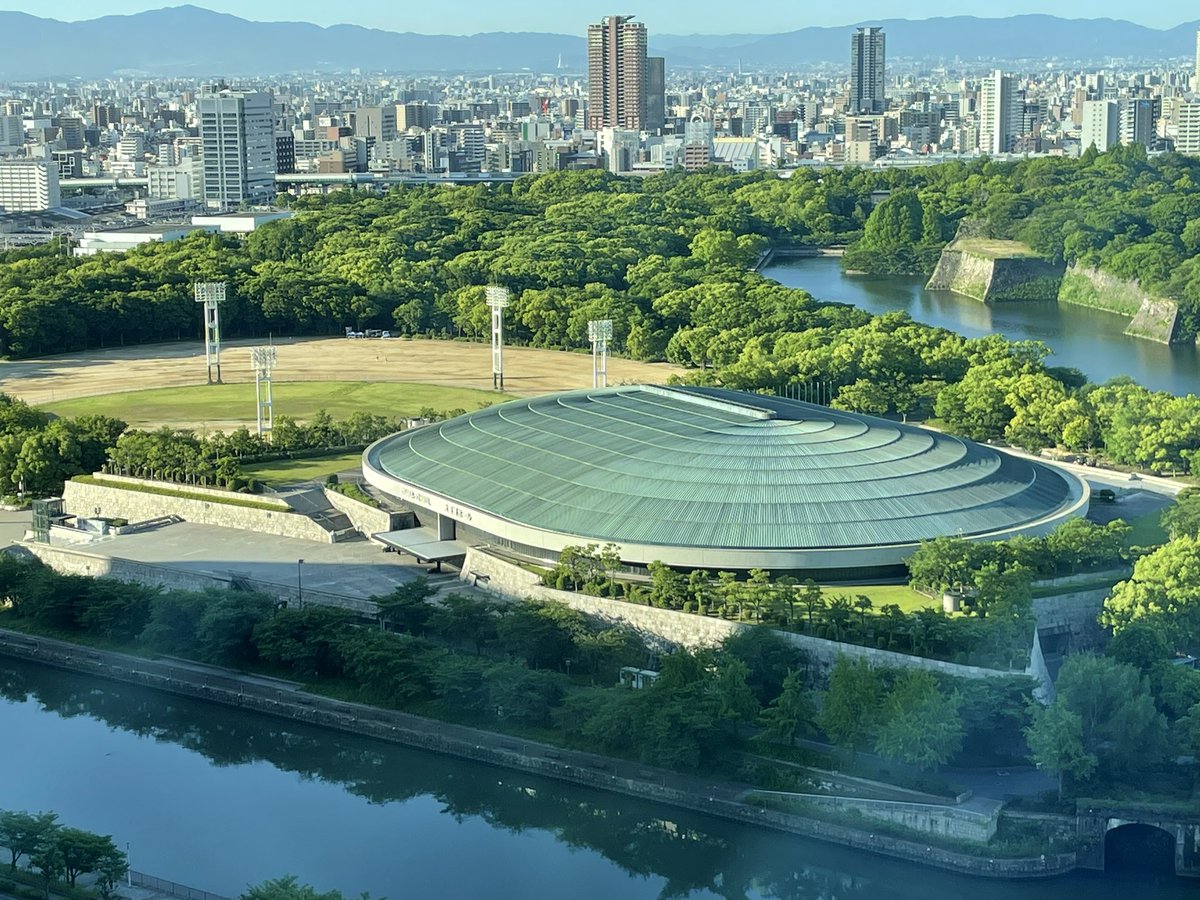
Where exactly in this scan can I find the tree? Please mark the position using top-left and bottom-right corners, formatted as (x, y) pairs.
(1162, 489), (1200, 540)
(0, 810), (57, 872)
(873, 670), (964, 770)
(195, 594), (275, 664)
(1102, 536), (1200, 644)
(56, 827), (119, 888)
(819, 656), (882, 754)
(427, 592), (497, 654)
(1025, 702), (1097, 800)
(759, 669), (816, 744)
(714, 657), (760, 736)
(1052, 653), (1168, 776)
(373, 577), (435, 634)
(241, 875), (373, 900)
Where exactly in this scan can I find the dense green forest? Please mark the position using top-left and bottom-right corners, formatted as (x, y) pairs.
(2, 154), (1200, 473)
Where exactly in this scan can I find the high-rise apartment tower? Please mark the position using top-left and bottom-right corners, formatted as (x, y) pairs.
(979, 70), (1021, 155)
(849, 27), (886, 114)
(587, 16), (648, 131)
(198, 86), (276, 209)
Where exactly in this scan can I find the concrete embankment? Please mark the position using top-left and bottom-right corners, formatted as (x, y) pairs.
(0, 630), (1075, 880)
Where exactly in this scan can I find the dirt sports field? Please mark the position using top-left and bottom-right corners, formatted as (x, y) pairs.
(0, 336), (682, 407)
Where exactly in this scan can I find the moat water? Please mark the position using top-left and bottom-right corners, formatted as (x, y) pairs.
(762, 258), (1200, 396)
(1, 659), (1191, 898)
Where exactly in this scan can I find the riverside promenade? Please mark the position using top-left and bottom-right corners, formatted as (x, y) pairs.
(0, 629), (1075, 881)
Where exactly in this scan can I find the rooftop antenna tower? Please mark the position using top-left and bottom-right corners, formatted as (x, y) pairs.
(194, 281), (227, 384)
(588, 319), (613, 389)
(251, 345), (277, 438)
(486, 286), (510, 390)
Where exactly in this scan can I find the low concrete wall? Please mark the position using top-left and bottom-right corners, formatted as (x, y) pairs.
(322, 487), (398, 536)
(13, 542), (377, 615)
(462, 549), (1034, 687)
(768, 794), (999, 842)
(63, 479), (334, 544)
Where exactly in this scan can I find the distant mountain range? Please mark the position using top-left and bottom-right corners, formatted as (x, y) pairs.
(0, 6), (1196, 78)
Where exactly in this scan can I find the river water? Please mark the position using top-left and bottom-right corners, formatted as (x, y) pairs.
(1, 659), (1192, 899)
(761, 258), (1200, 396)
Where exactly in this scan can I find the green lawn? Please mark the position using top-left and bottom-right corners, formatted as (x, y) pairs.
(41, 381), (504, 428)
(1125, 506), (1169, 548)
(241, 451), (366, 485)
(821, 582), (938, 614)
(950, 237), (1040, 259)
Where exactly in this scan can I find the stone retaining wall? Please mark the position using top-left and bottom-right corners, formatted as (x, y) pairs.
(462, 549), (1035, 687)
(927, 250), (1064, 303)
(768, 793), (999, 842)
(63, 479), (333, 543)
(0, 630), (1077, 881)
(1057, 265), (1183, 344)
(1033, 589), (1109, 651)
(322, 487), (398, 536)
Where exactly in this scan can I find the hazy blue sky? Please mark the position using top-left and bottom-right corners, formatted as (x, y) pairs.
(0, 1), (1195, 34)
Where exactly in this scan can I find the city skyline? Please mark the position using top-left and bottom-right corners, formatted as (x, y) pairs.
(0, 1), (1195, 35)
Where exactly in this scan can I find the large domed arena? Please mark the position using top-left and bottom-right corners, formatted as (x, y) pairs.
(362, 385), (1089, 577)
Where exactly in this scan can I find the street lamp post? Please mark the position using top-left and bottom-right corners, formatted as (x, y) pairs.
(297, 559), (304, 610)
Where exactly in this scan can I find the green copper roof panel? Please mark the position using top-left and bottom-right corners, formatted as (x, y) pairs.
(367, 385), (1078, 550)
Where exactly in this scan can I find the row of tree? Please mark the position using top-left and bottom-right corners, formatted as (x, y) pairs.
(0, 554), (1040, 776)
(0, 389), (474, 497)
(0, 808), (127, 897)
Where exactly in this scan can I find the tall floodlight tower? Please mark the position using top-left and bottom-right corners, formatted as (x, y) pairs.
(588, 319), (613, 388)
(251, 346), (277, 438)
(194, 281), (227, 384)
(486, 286), (509, 390)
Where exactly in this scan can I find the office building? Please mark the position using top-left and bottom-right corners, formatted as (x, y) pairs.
(587, 15), (648, 130)
(1081, 100), (1118, 152)
(355, 105), (396, 142)
(645, 56), (666, 133)
(0, 160), (61, 212)
(0, 116), (22, 149)
(198, 87), (276, 209)
(979, 70), (1021, 154)
(849, 27), (886, 114)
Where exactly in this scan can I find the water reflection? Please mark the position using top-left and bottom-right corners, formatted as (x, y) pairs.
(0, 660), (1192, 899)
(763, 259), (1200, 396)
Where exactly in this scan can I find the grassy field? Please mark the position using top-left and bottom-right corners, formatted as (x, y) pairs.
(821, 582), (937, 613)
(41, 381), (504, 429)
(241, 451), (366, 485)
(950, 237), (1040, 259)
(1125, 506), (1169, 548)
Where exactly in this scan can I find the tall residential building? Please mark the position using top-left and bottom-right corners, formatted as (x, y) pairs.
(0, 160), (61, 212)
(1195, 29), (1200, 87)
(1119, 98), (1157, 147)
(587, 15), (648, 131)
(848, 27), (886, 114)
(1081, 100), (1118, 152)
(1178, 101), (1200, 157)
(198, 87), (276, 209)
(978, 70), (1021, 155)
(645, 56), (666, 133)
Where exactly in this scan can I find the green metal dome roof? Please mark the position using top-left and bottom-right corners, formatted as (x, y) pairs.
(365, 385), (1079, 551)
